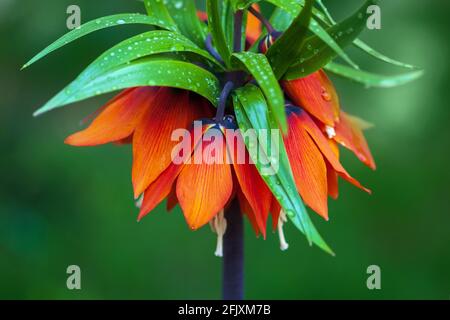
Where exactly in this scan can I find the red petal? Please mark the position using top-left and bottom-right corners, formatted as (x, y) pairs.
(230, 133), (271, 237)
(335, 112), (376, 170)
(65, 87), (156, 146)
(166, 185), (178, 212)
(177, 132), (233, 230)
(285, 113), (329, 220)
(132, 89), (208, 198)
(138, 124), (213, 220)
(283, 70), (340, 126)
(296, 110), (371, 194)
(237, 190), (260, 237)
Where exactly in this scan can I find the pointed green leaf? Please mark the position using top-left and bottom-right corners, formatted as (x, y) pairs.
(22, 13), (177, 69)
(232, 52), (287, 133)
(77, 30), (223, 84)
(207, 0), (232, 66)
(143, 0), (178, 30)
(266, 0), (357, 70)
(34, 58), (220, 116)
(233, 84), (333, 255)
(266, 0), (313, 79)
(285, 0), (376, 80)
(325, 62), (424, 88)
(165, 0), (208, 48)
(353, 40), (418, 70)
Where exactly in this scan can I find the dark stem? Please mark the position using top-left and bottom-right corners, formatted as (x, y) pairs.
(216, 81), (235, 122)
(248, 6), (275, 34)
(222, 197), (244, 300)
(233, 10), (244, 52)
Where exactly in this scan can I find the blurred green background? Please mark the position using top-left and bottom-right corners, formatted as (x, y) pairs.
(1, 0), (449, 299)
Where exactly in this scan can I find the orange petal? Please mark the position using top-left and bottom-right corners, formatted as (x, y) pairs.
(138, 124), (213, 220)
(295, 110), (371, 194)
(327, 163), (339, 200)
(283, 70), (340, 126)
(237, 189), (261, 237)
(132, 89), (207, 198)
(231, 134), (271, 237)
(65, 87), (157, 146)
(335, 112), (376, 170)
(246, 4), (262, 44)
(177, 133), (233, 230)
(166, 185), (178, 212)
(138, 162), (182, 221)
(285, 113), (329, 220)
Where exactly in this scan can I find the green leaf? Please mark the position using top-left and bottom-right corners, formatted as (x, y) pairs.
(230, 0), (260, 11)
(269, 7), (293, 32)
(34, 58), (220, 116)
(233, 84), (334, 255)
(325, 62), (424, 88)
(310, 0), (417, 70)
(22, 13), (177, 69)
(285, 0), (376, 80)
(266, 0), (313, 79)
(77, 30), (223, 83)
(207, 0), (232, 66)
(165, 0), (208, 48)
(353, 39), (418, 70)
(232, 52), (287, 133)
(143, 0), (178, 30)
(266, 0), (357, 70)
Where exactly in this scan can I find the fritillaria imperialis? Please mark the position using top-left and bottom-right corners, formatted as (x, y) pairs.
(24, 0), (421, 299)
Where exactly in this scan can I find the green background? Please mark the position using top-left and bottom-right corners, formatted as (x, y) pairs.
(1, 0), (449, 299)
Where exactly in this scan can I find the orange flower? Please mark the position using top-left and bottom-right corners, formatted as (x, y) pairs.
(283, 70), (376, 170)
(66, 87), (272, 238)
(138, 120), (272, 237)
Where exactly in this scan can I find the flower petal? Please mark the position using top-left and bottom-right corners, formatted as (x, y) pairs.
(270, 197), (281, 231)
(283, 70), (340, 126)
(334, 112), (376, 170)
(231, 134), (271, 237)
(138, 123), (213, 220)
(285, 113), (329, 220)
(295, 109), (371, 194)
(246, 5), (262, 44)
(237, 189), (261, 237)
(132, 89), (208, 198)
(65, 87), (156, 146)
(177, 134), (233, 230)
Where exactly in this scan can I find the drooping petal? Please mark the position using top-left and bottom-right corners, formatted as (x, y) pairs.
(285, 112), (329, 220)
(334, 112), (376, 170)
(327, 163), (339, 200)
(230, 133), (271, 237)
(65, 87), (157, 146)
(138, 123), (213, 220)
(283, 70), (340, 126)
(177, 132), (233, 230)
(132, 89), (208, 198)
(138, 162), (183, 221)
(295, 109), (371, 194)
(237, 189), (261, 237)
(166, 185), (178, 212)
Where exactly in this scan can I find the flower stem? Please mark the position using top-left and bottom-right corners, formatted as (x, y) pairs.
(222, 197), (244, 300)
(248, 6), (275, 34)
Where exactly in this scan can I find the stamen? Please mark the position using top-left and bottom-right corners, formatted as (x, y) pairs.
(211, 210), (227, 257)
(277, 210), (289, 251)
(135, 194), (143, 209)
(325, 125), (336, 139)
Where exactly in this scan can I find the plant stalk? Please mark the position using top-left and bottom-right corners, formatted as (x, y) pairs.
(222, 197), (244, 300)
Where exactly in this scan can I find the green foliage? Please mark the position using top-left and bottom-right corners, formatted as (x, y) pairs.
(233, 85), (333, 254)
(24, 0), (421, 254)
